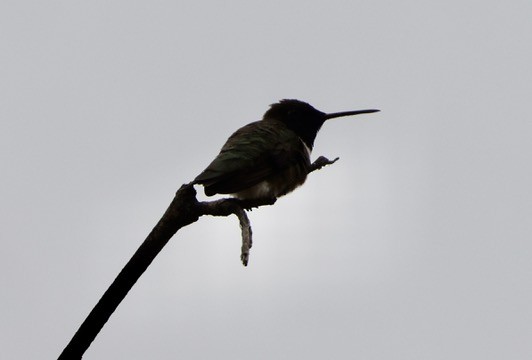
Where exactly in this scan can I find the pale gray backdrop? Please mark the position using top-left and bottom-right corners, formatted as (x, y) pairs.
(1, 1), (531, 359)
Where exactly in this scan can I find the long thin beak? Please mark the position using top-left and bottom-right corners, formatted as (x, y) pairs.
(324, 109), (380, 120)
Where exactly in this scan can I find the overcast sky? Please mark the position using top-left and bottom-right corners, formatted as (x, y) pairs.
(1, 1), (531, 359)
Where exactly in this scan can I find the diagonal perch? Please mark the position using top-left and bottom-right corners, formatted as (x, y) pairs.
(58, 155), (338, 359)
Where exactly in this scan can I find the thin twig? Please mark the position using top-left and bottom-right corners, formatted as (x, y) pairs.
(309, 156), (339, 173)
(58, 155), (338, 359)
(235, 206), (252, 266)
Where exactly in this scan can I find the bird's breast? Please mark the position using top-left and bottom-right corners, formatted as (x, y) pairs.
(232, 139), (311, 200)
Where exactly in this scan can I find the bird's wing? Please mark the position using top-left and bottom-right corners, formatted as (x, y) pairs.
(194, 121), (309, 195)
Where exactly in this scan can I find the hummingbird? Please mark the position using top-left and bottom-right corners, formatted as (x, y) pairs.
(193, 99), (379, 201)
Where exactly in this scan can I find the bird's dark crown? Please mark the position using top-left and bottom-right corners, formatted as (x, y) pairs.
(262, 99), (326, 149)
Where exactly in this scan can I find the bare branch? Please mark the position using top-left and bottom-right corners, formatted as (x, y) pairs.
(58, 154), (338, 359)
(236, 206), (252, 266)
(309, 156), (339, 173)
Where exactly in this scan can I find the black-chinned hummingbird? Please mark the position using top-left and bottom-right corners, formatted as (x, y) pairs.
(194, 99), (379, 200)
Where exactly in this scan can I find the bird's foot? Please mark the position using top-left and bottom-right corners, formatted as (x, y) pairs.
(238, 197), (277, 211)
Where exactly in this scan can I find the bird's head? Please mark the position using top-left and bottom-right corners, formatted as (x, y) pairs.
(263, 99), (379, 149)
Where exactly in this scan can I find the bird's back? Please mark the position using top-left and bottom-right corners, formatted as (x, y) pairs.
(194, 120), (311, 199)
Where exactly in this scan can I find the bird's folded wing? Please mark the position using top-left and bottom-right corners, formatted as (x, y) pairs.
(194, 121), (308, 195)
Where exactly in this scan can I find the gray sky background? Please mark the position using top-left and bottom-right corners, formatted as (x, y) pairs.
(2, 1), (531, 359)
